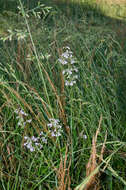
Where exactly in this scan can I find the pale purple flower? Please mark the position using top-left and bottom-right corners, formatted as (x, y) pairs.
(48, 118), (62, 137)
(58, 58), (68, 65)
(19, 109), (28, 116)
(30, 147), (35, 152)
(31, 136), (38, 142)
(58, 47), (79, 87)
(61, 52), (69, 59)
(47, 123), (53, 127)
(35, 142), (43, 149)
(69, 81), (74, 86)
(41, 137), (47, 143)
(26, 119), (32, 123)
(51, 131), (56, 137)
(27, 142), (32, 149)
(65, 81), (69, 86)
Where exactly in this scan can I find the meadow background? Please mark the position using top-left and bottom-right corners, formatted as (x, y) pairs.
(0, 0), (126, 189)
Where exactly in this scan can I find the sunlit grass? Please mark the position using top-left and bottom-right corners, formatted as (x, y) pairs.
(53, 0), (126, 20)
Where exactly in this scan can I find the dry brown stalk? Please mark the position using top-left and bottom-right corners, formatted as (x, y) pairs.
(6, 145), (17, 173)
(60, 71), (65, 113)
(84, 115), (107, 190)
(16, 41), (26, 79)
(99, 131), (107, 164)
(24, 83), (52, 119)
(56, 146), (71, 190)
(16, 39), (34, 82)
(42, 67), (70, 135)
(59, 71), (68, 130)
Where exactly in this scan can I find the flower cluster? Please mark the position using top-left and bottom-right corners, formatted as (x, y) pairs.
(47, 118), (63, 137)
(15, 108), (32, 127)
(58, 46), (78, 86)
(23, 118), (62, 152)
(24, 132), (47, 152)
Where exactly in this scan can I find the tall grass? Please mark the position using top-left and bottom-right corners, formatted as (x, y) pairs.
(0, 1), (126, 189)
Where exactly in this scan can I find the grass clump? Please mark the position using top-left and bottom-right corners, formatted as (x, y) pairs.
(0, 1), (126, 189)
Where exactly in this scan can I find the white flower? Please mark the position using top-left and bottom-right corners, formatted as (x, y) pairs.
(65, 80), (69, 86)
(59, 47), (78, 88)
(54, 119), (60, 124)
(35, 142), (39, 146)
(69, 81), (74, 86)
(83, 134), (87, 139)
(68, 51), (73, 55)
(56, 132), (61, 137)
(64, 46), (70, 50)
(61, 52), (69, 59)
(72, 80), (76, 84)
(27, 142), (32, 149)
(73, 67), (78, 72)
(67, 69), (72, 75)
(65, 80), (76, 86)
(24, 136), (28, 140)
(49, 118), (59, 125)
(30, 147), (35, 152)
(24, 142), (27, 146)
(47, 123), (53, 127)
(71, 59), (76, 64)
(51, 131), (56, 137)
(31, 136), (38, 142)
(19, 109), (28, 116)
(62, 70), (66, 75)
(15, 107), (31, 128)
(26, 119), (32, 123)
(57, 125), (62, 129)
(40, 131), (43, 136)
(58, 58), (68, 65)
(17, 121), (22, 126)
(41, 137), (47, 143)
(47, 118), (62, 138)
(35, 142), (43, 149)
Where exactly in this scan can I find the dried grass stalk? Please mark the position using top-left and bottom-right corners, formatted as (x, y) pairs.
(84, 115), (107, 190)
(56, 146), (71, 190)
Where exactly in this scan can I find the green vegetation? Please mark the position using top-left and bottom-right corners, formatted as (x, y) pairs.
(0, 0), (126, 189)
